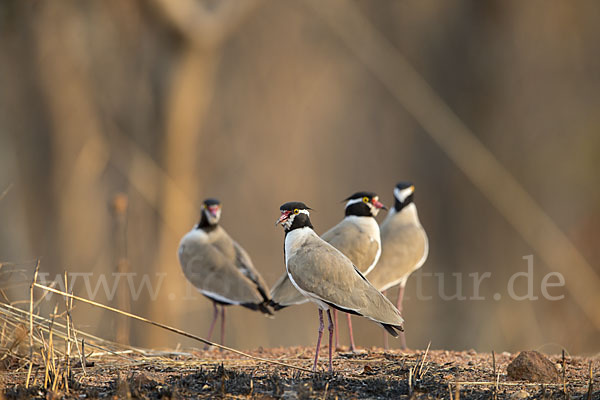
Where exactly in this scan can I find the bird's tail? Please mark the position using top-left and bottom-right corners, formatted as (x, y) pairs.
(241, 301), (274, 317)
(381, 323), (404, 337)
(268, 299), (288, 311)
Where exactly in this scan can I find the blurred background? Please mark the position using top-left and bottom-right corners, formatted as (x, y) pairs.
(1, 0), (599, 355)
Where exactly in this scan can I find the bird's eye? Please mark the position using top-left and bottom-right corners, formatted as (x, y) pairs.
(362, 197), (369, 203)
(293, 209), (299, 215)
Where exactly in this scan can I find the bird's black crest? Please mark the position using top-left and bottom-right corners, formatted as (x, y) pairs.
(343, 191), (378, 201)
(203, 198), (221, 206)
(395, 182), (413, 191)
(279, 201), (312, 212)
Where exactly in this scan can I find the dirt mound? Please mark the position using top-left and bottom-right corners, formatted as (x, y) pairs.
(507, 351), (560, 383)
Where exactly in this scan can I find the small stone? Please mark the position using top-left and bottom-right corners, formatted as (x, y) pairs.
(502, 352), (511, 357)
(507, 351), (559, 383)
(511, 390), (529, 399)
(282, 390), (299, 400)
(130, 373), (155, 387)
(555, 363), (563, 371)
(361, 365), (375, 375)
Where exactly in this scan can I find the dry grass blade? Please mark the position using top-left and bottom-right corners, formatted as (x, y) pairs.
(33, 283), (313, 373)
(407, 366), (413, 397)
(0, 303), (128, 355)
(64, 272), (71, 376)
(321, 381), (329, 400)
(25, 259), (40, 388)
(562, 349), (568, 398)
(417, 341), (431, 379)
(492, 350), (498, 400)
(48, 304), (58, 391)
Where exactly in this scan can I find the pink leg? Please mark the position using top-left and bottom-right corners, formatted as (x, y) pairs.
(327, 310), (334, 372)
(347, 313), (357, 352)
(382, 290), (389, 351)
(205, 303), (219, 350)
(397, 285), (407, 350)
(334, 309), (340, 350)
(220, 306), (226, 346)
(313, 309), (325, 372)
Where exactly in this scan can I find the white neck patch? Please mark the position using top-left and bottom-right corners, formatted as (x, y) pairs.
(394, 187), (414, 203)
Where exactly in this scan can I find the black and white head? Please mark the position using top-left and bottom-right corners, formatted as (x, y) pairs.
(197, 198), (222, 230)
(344, 191), (387, 217)
(393, 182), (415, 211)
(275, 202), (313, 233)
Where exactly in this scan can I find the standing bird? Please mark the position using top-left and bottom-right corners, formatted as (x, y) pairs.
(178, 198), (272, 347)
(270, 192), (386, 352)
(366, 183), (428, 350)
(275, 202), (403, 372)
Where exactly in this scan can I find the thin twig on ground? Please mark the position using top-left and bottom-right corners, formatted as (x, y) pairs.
(33, 283), (313, 373)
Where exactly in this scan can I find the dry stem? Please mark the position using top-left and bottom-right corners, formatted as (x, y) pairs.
(34, 283), (313, 373)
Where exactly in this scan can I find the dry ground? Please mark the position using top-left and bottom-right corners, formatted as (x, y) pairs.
(2, 346), (598, 399)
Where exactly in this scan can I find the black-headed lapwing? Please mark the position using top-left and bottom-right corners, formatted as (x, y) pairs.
(275, 201), (403, 372)
(270, 192), (386, 351)
(178, 198), (272, 347)
(366, 182), (428, 349)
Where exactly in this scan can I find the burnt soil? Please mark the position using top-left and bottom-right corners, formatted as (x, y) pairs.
(2, 347), (599, 399)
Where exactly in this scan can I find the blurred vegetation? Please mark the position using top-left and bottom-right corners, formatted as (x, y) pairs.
(0, 0), (599, 354)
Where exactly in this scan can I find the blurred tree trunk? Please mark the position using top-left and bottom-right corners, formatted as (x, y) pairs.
(148, 46), (218, 346)
(31, 1), (113, 333)
(146, 0), (262, 346)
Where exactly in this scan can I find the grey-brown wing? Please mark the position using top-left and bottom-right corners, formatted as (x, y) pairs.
(322, 220), (380, 273)
(269, 273), (308, 309)
(287, 242), (403, 327)
(179, 240), (264, 305)
(367, 222), (428, 292)
(232, 240), (271, 301)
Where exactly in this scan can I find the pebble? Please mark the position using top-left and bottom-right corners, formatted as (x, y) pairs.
(511, 390), (529, 399)
(282, 390), (299, 400)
